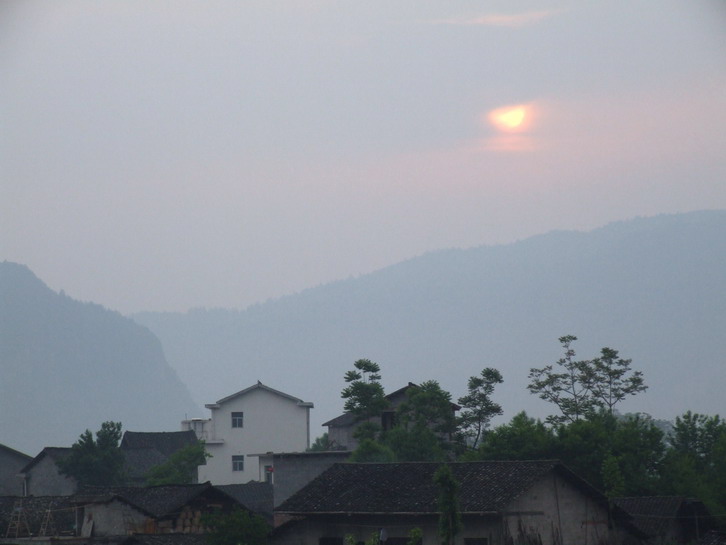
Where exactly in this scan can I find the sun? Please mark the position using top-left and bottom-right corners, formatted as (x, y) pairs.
(488, 104), (532, 132)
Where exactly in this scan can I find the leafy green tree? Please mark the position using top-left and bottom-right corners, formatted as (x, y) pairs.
(528, 335), (596, 425)
(202, 508), (269, 545)
(308, 432), (344, 452)
(601, 453), (626, 499)
(397, 380), (457, 437)
(347, 438), (396, 463)
(584, 347), (647, 415)
(58, 421), (125, 486)
(470, 412), (556, 462)
(660, 412), (726, 518)
(341, 359), (389, 441)
(434, 464), (461, 545)
(146, 441), (210, 485)
(457, 368), (503, 449)
(382, 426), (446, 462)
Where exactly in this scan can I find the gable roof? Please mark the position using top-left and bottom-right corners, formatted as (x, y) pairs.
(276, 460), (608, 515)
(216, 482), (274, 521)
(209, 381), (313, 408)
(19, 447), (72, 474)
(0, 443), (32, 463)
(76, 483), (240, 518)
(615, 496), (712, 538)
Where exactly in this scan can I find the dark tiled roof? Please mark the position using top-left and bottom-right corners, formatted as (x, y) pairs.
(0, 443), (32, 462)
(277, 460), (592, 514)
(615, 496), (712, 538)
(76, 483), (228, 518)
(120, 431), (197, 457)
(20, 447), (73, 474)
(123, 448), (169, 484)
(216, 482), (273, 521)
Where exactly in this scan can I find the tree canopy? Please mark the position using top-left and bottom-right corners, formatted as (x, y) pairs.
(146, 441), (210, 485)
(58, 421), (126, 486)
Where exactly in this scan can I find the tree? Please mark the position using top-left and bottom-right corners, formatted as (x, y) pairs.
(584, 347), (647, 415)
(58, 421), (125, 486)
(202, 508), (269, 545)
(347, 438), (396, 463)
(341, 359), (389, 441)
(434, 464), (461, 545)
(471, 412), (556, 462)
(457, 368), (503, 449)
(308, 432), (343, 452)
(382, 425), (446, 462)
(146, 441), (210, 485)
(397, 380), (457, 437)
(527, 335), (596, 425)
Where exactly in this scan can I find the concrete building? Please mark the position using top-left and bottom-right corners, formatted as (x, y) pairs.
(182, 382), (313, 485)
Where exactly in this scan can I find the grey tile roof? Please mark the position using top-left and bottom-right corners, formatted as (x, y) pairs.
(215, 482), (273, 521)
(277, 460), (597, 515)
(615, 496), (712, 539)
(19, 447), (72, 474)
(76, 483), (234, 519)
(120, 432), (198, 458)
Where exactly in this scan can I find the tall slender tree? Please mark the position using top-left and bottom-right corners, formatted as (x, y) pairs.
(528, 335), (596, 425)
(584, 347), (647, 415)
(457, 368), (503, 449)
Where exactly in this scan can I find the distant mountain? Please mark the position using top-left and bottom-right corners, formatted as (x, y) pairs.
(134, 210), (726, 437)
(0, 262), (200, 455)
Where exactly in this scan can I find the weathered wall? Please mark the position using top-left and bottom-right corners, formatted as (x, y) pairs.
(267, 452), (350, 508)
(505, 473), (629, 545)
(0, 447), (29, 495)
(25, 457), (76, 496)
(83, 499), (147, 537)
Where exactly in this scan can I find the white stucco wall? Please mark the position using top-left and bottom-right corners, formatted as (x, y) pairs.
(198, 385), (312, 484)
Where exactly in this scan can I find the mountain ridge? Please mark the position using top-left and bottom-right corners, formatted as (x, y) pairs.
(133, 210), (726, 436)
(0, 261), (201, 455)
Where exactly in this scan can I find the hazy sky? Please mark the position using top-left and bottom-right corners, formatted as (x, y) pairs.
(2, 1), (725, 314)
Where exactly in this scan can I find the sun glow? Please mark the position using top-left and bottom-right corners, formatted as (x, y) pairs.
(488, 104), (532, 132)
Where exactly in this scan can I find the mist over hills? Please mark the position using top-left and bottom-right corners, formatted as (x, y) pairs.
(0, 262), (200, 455)
(134, 210), (726, 437)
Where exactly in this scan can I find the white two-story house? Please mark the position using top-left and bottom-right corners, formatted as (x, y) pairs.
(182, 381), (314, 484)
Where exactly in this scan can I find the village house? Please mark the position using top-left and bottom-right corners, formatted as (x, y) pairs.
(0, 444), (32, 496)
(0, 482), (267, 543)
(19, 447), (77, 496)
(273, 460), (646, 545)
(120, 431), (198, 486)
(323, 383), (459, 451)
(18, 431), (200, 496)
(615, 496), (714, 545)
(250, 451), (350, 508)
(182, 382), (314, 485)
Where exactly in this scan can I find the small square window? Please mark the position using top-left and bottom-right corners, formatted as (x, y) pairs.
(232, 455), (244, 471)
(231, 412), (244, 428)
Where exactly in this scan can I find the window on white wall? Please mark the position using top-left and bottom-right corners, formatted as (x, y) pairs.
(231, 412), (244, 428)
(232, 455), (244, 471)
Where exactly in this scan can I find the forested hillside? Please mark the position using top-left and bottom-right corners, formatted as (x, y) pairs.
(134, 210), (726, 432)
(0, 262), (200, 454)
